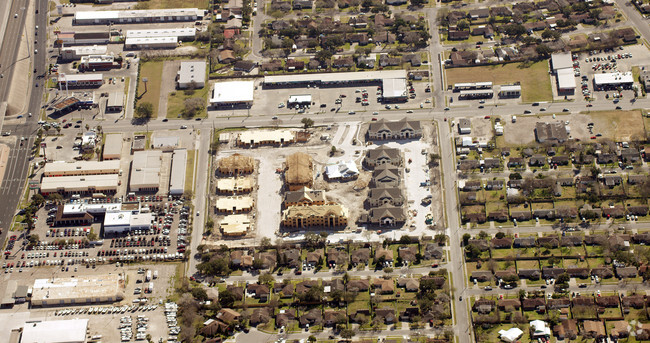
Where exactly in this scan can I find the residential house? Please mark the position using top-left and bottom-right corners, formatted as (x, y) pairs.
(522, 298), (546, 312)
(467, 239), (489, 251)
(596, 295), (620, 308)
(491, 237), (512, 249)
(566, 268), (590, 279)
(285, 59), (305, 71)
(535, 122), (568, 143)
(296, 280), (318, 294)
(448, 29), (470, 41)
(374, 308), (396, 324)
(471, 271), (493, 282)
(611, 320), (630, 339)
(305, 249), (323, 268)
(250, 308), (272, 326)
(373, 278), (395, 294)
(247, 284), (270, 302)
(293, 0), (313, 9)
(616, 266), (638, 279)
(397, 278), (419, 292)
(255, 251), (277, 269)
(275, 309), (296, 329)
(375, 247), (394, 263)
(514, 237), (536, 248)
(424, 244), (443, 260)
(332, 57), (353, 69)
(473, 298), (495, 313)
(226, 285), (244, 301)
(498, 299), (521, 311)
(529, 155), (547, 167)
(281, 248), (302, 268)
(365, 146), (402, 168)
(397, 246), (417, 264)
(488, 209), (508, 222)
(468, 8), (489, 19)
(591, 267), (614, 279)
(542, 267), (566, 279)
(538, 236), (559, 248)
(485, 180), (504, 190)
(508, 157), (524, 168)
(350, 248), (370, 266)
(326, 249), (348, 267)
(583, 320), (606, 339)
(560, 236), (583, 247)
(347, 279), (370, 292)
(233, 61), (256, 73)
(554, 319), (578, 340)
(299, 308), (322, 327)
(547, 298), (571, 309)
(518, 269), (541, 280)
(323, 310), (346, 327)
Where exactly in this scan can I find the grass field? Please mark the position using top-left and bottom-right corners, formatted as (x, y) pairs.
(185, 150), (196, 192)
(587, 110), (645, 141)
(133, 0), (208, 9)
(166, 86), (209, 119)
(137, 61), (164, 119)
(445, 61), (553, 103)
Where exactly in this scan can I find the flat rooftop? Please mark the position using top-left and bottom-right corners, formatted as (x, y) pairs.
(264, 70), (407, 84)
(210, 81), (254, 103)
(126, 28), (196, 38)
(41, 174), (119, 193)
(59, 73), (103, 82)
(74, 8), (203, 21)
(31, 274), (122, 303)
(125, 37), (178, 45)
(61, 45), (107, 55)
(20, 319), (89, 343)
(169, 149), (187, 195)
(44, 160), (120, 176)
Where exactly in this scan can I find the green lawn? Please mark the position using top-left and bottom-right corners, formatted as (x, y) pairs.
(137, 61), (164, 118)
(445, 60), (553, 103)
(166, 83), (209, 119)
(185, 150), (195, 192)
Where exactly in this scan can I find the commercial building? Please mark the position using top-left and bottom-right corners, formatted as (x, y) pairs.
(44, 160), (120, 177)
(263, 70), (407, 88)
(210, 81), (255, 107)
(58, 73), (103, 88)
(498, 85), (521, 98)
(103, 211), (154, 234)
(285, 152), (313, 191)
(20, 319), (89, 343)
(102, 134), (123, 160)
(40, 174), (119, 195)
(281, 204), (348, 229)
(74, 8), (204, 25)
(551, 53), (576, 95)
(236, 130), (295, 148)
(381, 78), (408, 102)
(217, 154), (255, 175)
(367, 118), (422, 140)
(169, 149), (187, 196)
(126, 28), (196, 41)
(129, 150), (162, 192)
(106, 91), (124, 112)
(551, 53), (573, 72)
(124, 36), (178, 50)
(458, 118), (471, 134)
(287, 94), (312, 107)
(51, 91), (96, 114)
(79, 54), (120, 70)
(59, 45), (107, 61)
(216, 196), (254, 213)
(55, 31), (110, 45)
(453, 82), (492, 92)
(458, 89), (494, 100)
(31, 275), (123, 306)
(177, 61), (206, 89)
(220, 214), (251, 236)
(556, 68), (576, 94)
(593, 72), (634, 90)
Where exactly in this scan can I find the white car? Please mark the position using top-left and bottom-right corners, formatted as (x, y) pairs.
(278, 103), (285, 108)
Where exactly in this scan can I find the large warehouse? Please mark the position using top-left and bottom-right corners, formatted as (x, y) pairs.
(169, 149), (187, 196)
(550, 52), (576, 95)
(210, 81), (255, 107)
(126, 28), (196, 40)
(44, 160), (120, 177)
(74, 8), (204, 25)
(263, 70), (407, 87)
(129, 150), (162, 192)
(124, 36), (178, 50)
(382, 78), (408, 102)
(20, 319), (89, 343)
(102, 134), (123, 160)
(40, 174), (119, 195)
(31, 275), (124, 306)
(593, 72), (634, 90)
(56, 31), (110, 45)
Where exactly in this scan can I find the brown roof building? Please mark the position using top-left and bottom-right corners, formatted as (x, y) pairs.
(285, 152), (313, 191)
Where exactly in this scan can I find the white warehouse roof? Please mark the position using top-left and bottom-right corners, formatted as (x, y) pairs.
(61, 45), (107, 55)
(125, 36), (178, 45)
(264, 70), (407, 84)
(40, 174), (119, 193)
(126, 28), (196, 39)
(382, 78), (407, 98)
(288, 94), (312, 103)
(20, 319), (89, 343)
(500, 85), (521, 92)
(594, 72), (634, 85)
(44, 160), (120, 176)
(75, 8), (203, 21)
(59, 73), (103, 82)
(210, 81), (255, 104)
(169, 149), (187, 196)
(557, 68), (576, 90)
(551, 52), (573, 71)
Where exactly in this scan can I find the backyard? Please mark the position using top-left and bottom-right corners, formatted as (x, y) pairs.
(445, 61), (553, 103)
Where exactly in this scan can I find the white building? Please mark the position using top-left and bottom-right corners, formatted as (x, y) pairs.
(169, 149), (187, 196)
(550, 53), (573, 73)
(287, 94), (312, 107)
(325, 161), (359, 180)
(498, 327), (523, 343)
(20, 319), (89, 343)
(106, 91), (124, 112)
(40, 174), (119, 195)
(126, 28), (196, 41)
(264, 70), (407, 87)
(44, 160), (120, 177)
(556, 68), (576, 93)
(59, 45), (107, 61)
(530, 320), (551, 337)
(593, 72), (634, 90)
(177, 61), (206, 89)
(210, 81), (255, 107)
(58, 73), (103, 88)
(74, 8), (204, 25)
(124, 36), (178, 50)
(102, 134), (123, 160)
(129, 150), (162, 192)
(31, 275), (123, 306)
(104, 211), (154, 233)
(498, 85), (521, 98)
(382, 78), (408, 102)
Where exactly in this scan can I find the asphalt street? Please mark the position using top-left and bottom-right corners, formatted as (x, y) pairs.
(0, 0), (47, 238)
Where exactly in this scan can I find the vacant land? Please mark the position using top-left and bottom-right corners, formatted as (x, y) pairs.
(446, 61), (553, 103)
(134, 0), (208, 9)
(575, 110), (645, 141)
(185, 150), (196, 192)
(137, 61), (164, 119)
(167, 86), (210, 119)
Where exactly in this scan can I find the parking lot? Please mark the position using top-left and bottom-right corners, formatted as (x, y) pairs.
(3, 197), (189, 274)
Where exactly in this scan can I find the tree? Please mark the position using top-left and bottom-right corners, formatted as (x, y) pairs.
(462, 233), (471, 246)
(503, 23), (527, 37)
(258, 272), (274, 285)
(305, 232), (324, 248)
(456, 20), (469, 30)
(31, 194), (45, 207)
(135, 102), (154, 120)
(190, 287), (208, 301)
(541, 29), (554, 40)
(182, 97), (204, 118)
(535, 44), (552, 58)
(260, 237), (273, 250)
(315, 49), (333, 63)
(308, 336), (317, 343)
(495, 232), (505, 239)
(301, 117), (314, 129)
(218, 289), (237, 307)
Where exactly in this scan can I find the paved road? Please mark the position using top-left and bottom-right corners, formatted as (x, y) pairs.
(188, 129), (211, 276)
(0, 0), (47, 239)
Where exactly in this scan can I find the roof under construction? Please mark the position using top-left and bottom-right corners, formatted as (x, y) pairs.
(218, 154), (255, 173)
(285, 152), (313, 185)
